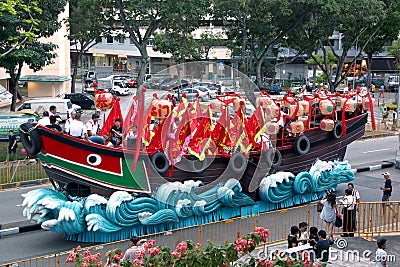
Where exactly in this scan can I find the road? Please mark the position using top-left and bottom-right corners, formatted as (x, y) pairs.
(0, 134), (399, 264)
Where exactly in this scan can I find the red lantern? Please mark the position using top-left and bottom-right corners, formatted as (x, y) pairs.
(150, 99), (173, 118)
(94, 92), (114, 111)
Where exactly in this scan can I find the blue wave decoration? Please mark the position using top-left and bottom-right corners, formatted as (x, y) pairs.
(21, 159), (354, 242)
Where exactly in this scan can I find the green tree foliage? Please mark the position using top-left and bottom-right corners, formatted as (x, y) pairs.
(0, 0), (67, 111)
(68, 0), (106, 93)
(287, 0), (387, 92)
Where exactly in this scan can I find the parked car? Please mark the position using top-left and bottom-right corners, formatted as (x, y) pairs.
(194, 82), (220, 92)
(193, 86), (216, 99)
(161, 79), (190, 91)
(260, 84), (281, 94)
(290, 82), (303, 93)
(64, 93), (96, 110)
(176, 88), (210, 102)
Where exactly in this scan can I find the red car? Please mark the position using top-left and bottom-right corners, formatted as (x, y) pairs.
(124, 78), (137, 88)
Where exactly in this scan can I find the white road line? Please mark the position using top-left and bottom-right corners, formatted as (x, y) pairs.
(362, 148), (389, 154)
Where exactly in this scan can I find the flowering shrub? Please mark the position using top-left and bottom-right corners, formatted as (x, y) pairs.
(67, 227), (327, 267)
(65, 246), (102, 267)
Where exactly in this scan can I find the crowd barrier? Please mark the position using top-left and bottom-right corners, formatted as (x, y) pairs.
(0, 160), (48, 190)
(1, 201), (398, 267)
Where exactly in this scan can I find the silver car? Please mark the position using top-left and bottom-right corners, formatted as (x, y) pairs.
(178, 88), (210, 102)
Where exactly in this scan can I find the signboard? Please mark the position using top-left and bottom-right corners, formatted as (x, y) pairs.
(0, 114), (38, 140)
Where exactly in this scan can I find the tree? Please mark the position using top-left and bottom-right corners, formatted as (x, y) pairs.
(104, 0), (210, 88)
(287, 0), (387, 92)
(67, 0), (106, 93)
(0, 0), (67, 111)
(364, 0), (400, 87)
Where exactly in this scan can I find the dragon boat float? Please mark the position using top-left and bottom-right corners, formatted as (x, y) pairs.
(19, 63), (375, 242)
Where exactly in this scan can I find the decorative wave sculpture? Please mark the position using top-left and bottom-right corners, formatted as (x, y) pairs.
(21, 160), (354, 242)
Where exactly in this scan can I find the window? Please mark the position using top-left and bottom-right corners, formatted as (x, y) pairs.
(106, 36), (113, 44)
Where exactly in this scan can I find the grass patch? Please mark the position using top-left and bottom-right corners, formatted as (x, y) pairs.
(0, 141), (27, 162)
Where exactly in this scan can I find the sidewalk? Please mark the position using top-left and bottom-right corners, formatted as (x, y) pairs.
(248, 234), (400, 266)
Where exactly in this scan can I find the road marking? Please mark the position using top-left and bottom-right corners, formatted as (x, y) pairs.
(363, 148), (389, 154)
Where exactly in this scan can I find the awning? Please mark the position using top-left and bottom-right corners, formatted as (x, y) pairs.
(19, 75), (70, 82)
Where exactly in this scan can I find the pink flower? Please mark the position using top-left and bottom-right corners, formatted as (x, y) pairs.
(148, 247), (160, 256)
(81, 263), (88, 267)
(113, 253), (121, 261)
(176, 241), (188, 253)
(132, 259), (143, 266)
(234, 245), (243, 252)
(97, 261), (103, 266)
(171, 251), (181, 258)
(136, 250), (145, 259)
(83, 249), (91, 257)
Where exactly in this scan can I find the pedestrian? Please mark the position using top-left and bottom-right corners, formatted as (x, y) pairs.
(339, 188), (355, 237)
(380, 172), (397, 216)
(89, 135), (108, 145)
(287, 225), (299, 249)
(375, 238), (388, 267)
(379, 85), (384, 98)
(314, 230), (334, 263)
(348, 183), (360, 230)
(7, 130), (18, 161)
(318, 192), (336, 240)
(298, 222), (309, 245)
(121, 236), (147, 261)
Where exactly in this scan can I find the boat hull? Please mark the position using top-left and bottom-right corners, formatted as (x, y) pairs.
(33, 113), (366, 199)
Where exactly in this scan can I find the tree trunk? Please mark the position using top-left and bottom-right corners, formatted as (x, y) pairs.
(71, 64), (78, 94)
(9, 64), (23, 112)
(366, 53), (373, 90)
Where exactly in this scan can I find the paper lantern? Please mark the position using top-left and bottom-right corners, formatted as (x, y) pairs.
(362, 98), (374, 110)
(320, 100), (334, 115)
(299, 101), (310, 114)
(289, 104), (304, 117)
(150, 99), (173, 119)
(290, 121), (304, 134)
(232, 97), (243, 110)
(209, 99), (222, 113)
(341, 99), (356, 112)
(256, 96), (272, 108)
(320, 119), (335, 131)
(265, 122), (279, 135)
(298, 116), (309, 128)
(265, 104), (280, 119)
(283, 97), (295, 107)
(94, 92), (114, 111)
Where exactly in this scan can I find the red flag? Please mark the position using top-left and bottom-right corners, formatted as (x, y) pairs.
(132, 89), (146, 170)
(188, 108), (213, 160)
(212, 106), (232, 150)
(123, 96), (138, 131)
(246, 106), (265, 147)
(99, 98), (123, 136)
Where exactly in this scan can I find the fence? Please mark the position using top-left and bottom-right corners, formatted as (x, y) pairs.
(0, 160), (48, 190)
(1, 201), (399, 267)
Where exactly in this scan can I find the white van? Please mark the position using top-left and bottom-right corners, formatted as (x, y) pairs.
(17, 98), (81, 120)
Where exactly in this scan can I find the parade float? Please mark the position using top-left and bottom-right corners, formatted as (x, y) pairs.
(19, 62), (374, 242)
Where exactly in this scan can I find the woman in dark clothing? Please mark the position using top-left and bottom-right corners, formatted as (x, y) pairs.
(287, 225), (299, 248)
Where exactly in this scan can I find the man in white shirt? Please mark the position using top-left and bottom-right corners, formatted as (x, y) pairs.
(37, 111), (50, 126)
(64, 111), (76, 134)
(348, 183), (360, 230)
(86, 113), (100, 136)
(69, 112), (87, 139)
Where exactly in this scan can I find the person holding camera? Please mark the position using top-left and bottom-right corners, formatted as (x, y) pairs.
(318, 191), (337, 240)
(121, 236), (147, 261)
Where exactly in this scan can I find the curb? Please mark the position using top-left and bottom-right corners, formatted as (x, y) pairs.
(351, 161), (394, 173)
(0, 223), (41, 238)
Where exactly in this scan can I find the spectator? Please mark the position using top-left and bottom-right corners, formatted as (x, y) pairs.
(121, 236), (147, 261)
(308, 226), (319, 247)
(37, 111), (50, 126)
(287, 225), (299, 249)
(375, 238), (388, 267)
(108, 118), (124, 147)
(46, 116), (62, 132)
(64, 111), (76, 134)
(69, 112), (88, 139)
(298, 222), (309, 245)
(348, 183), (360, 230)
(380, 172), (397, 215)
(340, 188), (355, 237)
(86, 113), (100, 136)
(314, 230), (334, 263)
(7, 130), (17, 161)
(319, 193), (336, 240)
